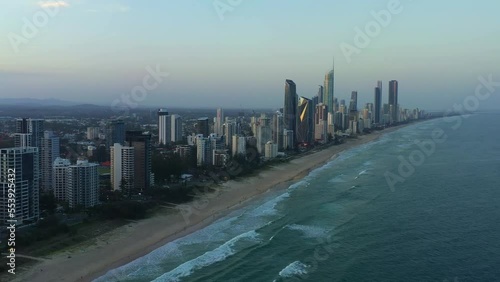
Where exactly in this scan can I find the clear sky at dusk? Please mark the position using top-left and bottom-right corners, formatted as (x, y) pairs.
(1, 0), (499, 110)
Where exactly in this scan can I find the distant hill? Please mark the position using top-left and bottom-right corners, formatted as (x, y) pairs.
(0, 98), (79, 107)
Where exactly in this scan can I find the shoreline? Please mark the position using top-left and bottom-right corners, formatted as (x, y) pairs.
(15, 122), (416, 282)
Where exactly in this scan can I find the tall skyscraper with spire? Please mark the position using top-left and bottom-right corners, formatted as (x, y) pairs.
(323, 58), (335, 135)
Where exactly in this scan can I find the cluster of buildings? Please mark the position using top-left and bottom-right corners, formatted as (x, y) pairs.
(283, 66), (423, 146)
(0, 117), (155, 225)
(159, 66), (423, 170)
(0, 62), (426, 226)
(0, 118), (100, 224)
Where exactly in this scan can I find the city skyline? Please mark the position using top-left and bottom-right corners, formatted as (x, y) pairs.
(1, 1), (499, 110)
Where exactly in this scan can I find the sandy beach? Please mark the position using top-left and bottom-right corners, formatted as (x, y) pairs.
(15, 124), (410, 282)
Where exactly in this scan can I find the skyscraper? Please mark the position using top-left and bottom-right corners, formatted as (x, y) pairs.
(196, 117), (210, 137)
(323, 67), (334, 116)
(349, 91), (358, 112)
(171, 114), (183, 142)
(231, 135), (246, 156)
(126, 131), (152, 191)
(314, 103), (328, 143)
(317, 85), (324, 105)
(107, 119), (125, 148)
(256, 114), (272, 154)
(41, 131), (60, 191)
(264, 141), (278, 159)
(296, 96), (314, 144)
(196, 137), (211, 167)
(110, 143), (134, 192)
(389, 80), (399, 123)
(158, 109), (171, 145)
(284, 79), (297, 146)
(53, 157), (71, 201)
(0, 147), (39, 224)
(15, 118), (44, 148)
(374, 83), (382, 124)
(66, 160), (99, 208)
(215, 108), (224, 136)
(272, 111), (284, 151)
(283, 129), (294, 150)
(87, 127), (100, 140)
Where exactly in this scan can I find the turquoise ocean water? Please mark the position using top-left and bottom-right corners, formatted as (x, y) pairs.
(96, 113), (500, 282)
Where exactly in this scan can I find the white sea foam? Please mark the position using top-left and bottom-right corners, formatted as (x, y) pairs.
(278, 261), (309, 278)
(354, 169), (370, 179)
(286, 224), (328, 239)
(93, 241), (184, 281)
(151, 230), (260, 282)
(246, 192), (290, 217)
(363, 160), (373, 166)
(178, 215), (239, 245)
(329, 174), (346, 183)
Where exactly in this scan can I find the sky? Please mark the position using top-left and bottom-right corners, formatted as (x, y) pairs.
(1, 0), (499, 111)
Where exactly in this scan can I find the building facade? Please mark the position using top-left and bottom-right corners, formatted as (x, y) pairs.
(0, 147), (39, 225)
(284, 79), (297, 144)
(125, 131), (152, 191)
(66, 160), (99, 208)
(110, 143), (134, 192)
(41, 131), (60, 192)
(389, 80), (399, 123)
(158, 109), (171, 145)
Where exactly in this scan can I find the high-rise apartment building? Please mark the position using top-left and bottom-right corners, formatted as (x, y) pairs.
(87, 127), (100, 140)
(53, 158), (99, 208)
(317, 85), (324, 105)
(264, 141), (278, 159)
(0, 147), (39, 225)
(349, 91), (358, 112)
(66, 160), (99, 208)
(41, 131), (60, 191)
(53, 157), (71, 201)
(215, 108), (224, 136)
(110, 143), (134, 192)
(107, 119), (125, 148)
(158, 109), (171, 145)
(324, 69), (335, 116)
(15, 118), (44, 148)
(272, 111), (284, 151)
(231, 135), (246, 156)
(171, 114), (183, 142)
(283, 129), (294, 150)
(284, 79), (297, 147)
(297, 97), (314, 144)
(125, 131), (152, 191)
(389, 80), (399, 123)
(314, 103), (328, 143)
(224, 120), (236, 149)
(256, 114), (272, 155)
(196, 117), (210, 137)
(196, 137), (210, 167)
(374, 83), (382, 124)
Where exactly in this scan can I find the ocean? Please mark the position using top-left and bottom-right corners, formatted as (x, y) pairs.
(95, 113), (500, 282)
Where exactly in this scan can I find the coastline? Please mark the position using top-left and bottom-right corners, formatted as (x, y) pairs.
(15, 123), (414, 282)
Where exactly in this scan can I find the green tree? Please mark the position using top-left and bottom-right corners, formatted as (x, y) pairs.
(40, 193), (57, 214)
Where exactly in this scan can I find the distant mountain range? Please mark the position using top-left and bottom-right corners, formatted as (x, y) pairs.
(0, 98), (81, 107)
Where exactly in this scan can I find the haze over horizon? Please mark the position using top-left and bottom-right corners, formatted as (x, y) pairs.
(1, 0), (499, 110)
